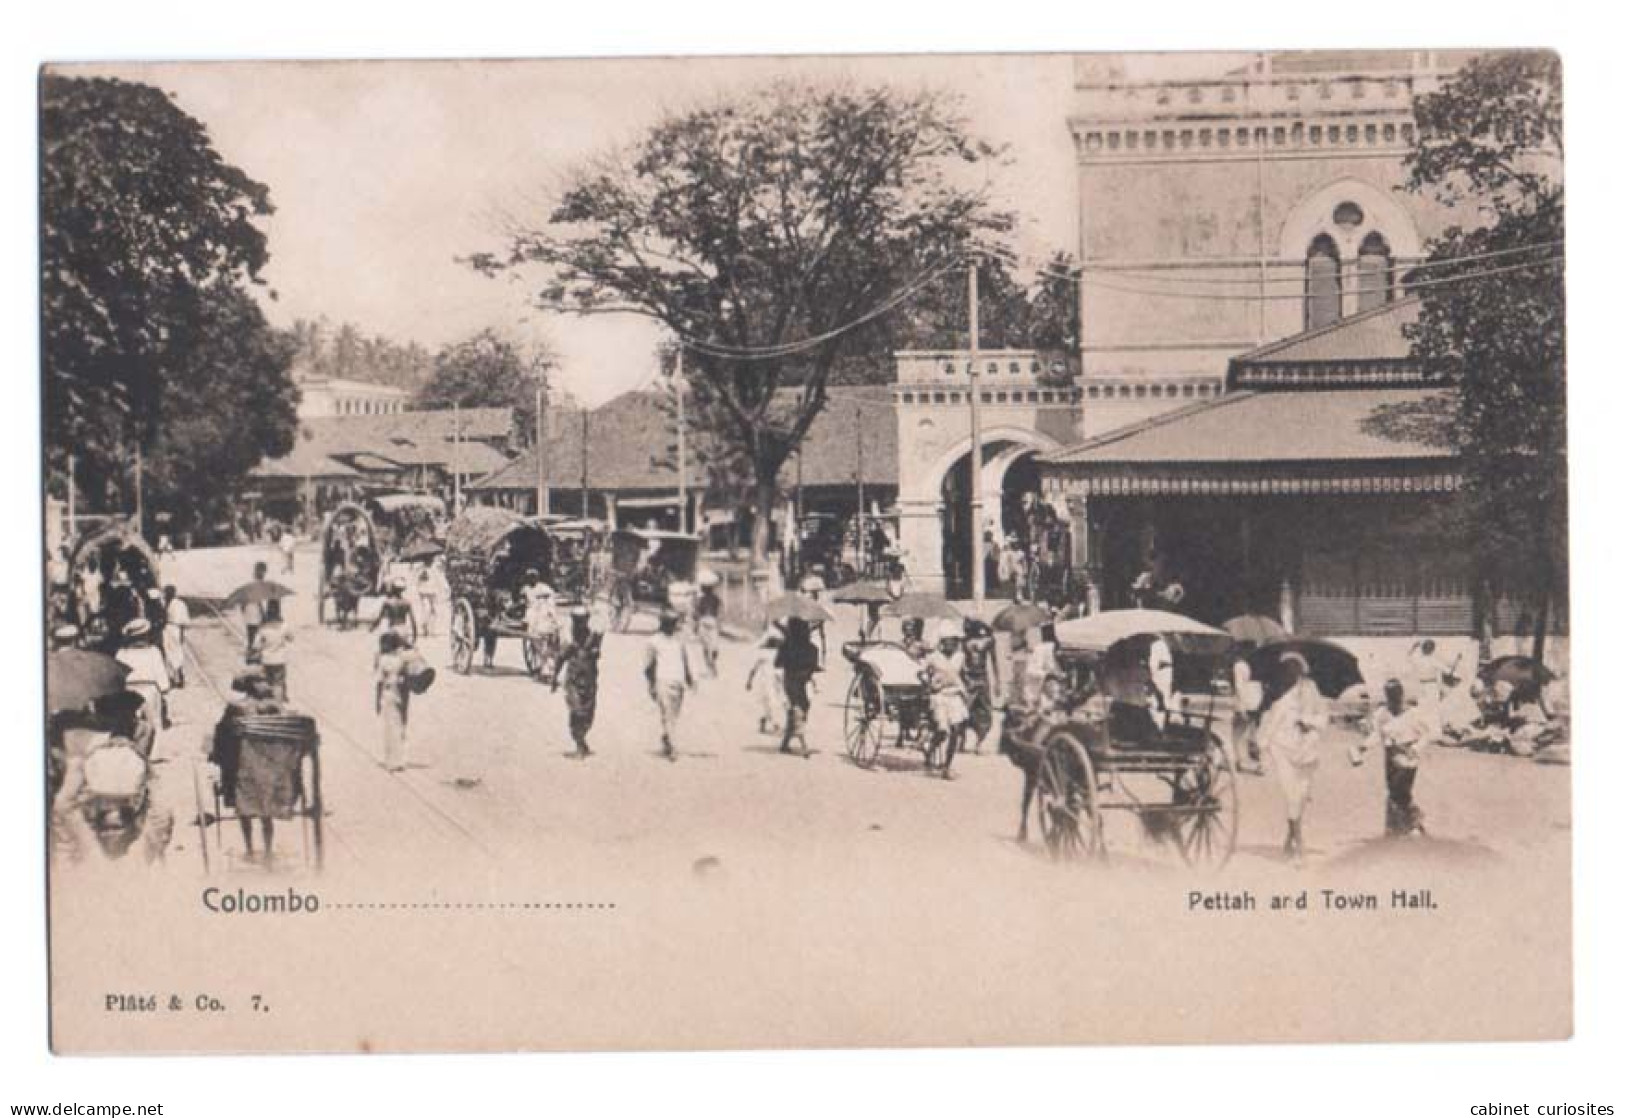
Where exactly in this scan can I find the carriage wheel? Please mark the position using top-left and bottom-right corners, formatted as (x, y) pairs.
(1173, 736), (1239, 869)
(1035, 730), (1104, 862)
(521, 635), (541, 679)
(843, 674), (885, 769)
(449, 599), (476, 675)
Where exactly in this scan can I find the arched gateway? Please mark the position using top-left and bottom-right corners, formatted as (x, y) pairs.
(891, 351), (1085, 597)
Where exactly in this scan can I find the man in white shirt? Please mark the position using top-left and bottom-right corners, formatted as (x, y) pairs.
(644, 609), (696, 762)
(162, 586), (190, 688)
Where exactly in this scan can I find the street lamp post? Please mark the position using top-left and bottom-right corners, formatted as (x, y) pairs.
(968, 258), (984, 612)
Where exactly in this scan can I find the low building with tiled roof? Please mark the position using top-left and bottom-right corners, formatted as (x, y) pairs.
(470, 387), (898, 545)
(249, 405), (517, 529)
(1038, 298), (1509, 641)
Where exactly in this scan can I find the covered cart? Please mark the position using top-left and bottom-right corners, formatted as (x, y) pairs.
(442, 506), (554, 675)
(1007, 610), (1240, 868)
(318, 493), (445, 626)
(66, 522), (162, 652)
(606, 527), (701, 632)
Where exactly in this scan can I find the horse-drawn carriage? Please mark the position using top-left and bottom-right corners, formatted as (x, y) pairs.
(65, 521), (163, 652)
(318, 493), (445, 626)
(444, 506), (579, 675)
(1006, 610), (1240, 868)
(606, 527), (701, 632)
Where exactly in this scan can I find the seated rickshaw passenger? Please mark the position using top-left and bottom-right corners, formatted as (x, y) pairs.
(900, 617), (929, 662)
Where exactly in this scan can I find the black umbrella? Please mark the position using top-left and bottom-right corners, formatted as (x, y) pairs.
(47, 650), (131, 712)
(764, 595), (835, 624)
(992, 601), (1049, 633)
(225, 579), (295, 609)
(1249, 637), (1363, 699)
(1480, 655), (1555, 690)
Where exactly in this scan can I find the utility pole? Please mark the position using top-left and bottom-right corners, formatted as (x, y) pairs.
(855, 403), (866, 577)
(534, 377), (550, 517)
(674, 345), (688, 534)
(133, 441), (145, 538)
(968, 258), (985, 611)
(66, 454), (76, 539)
(579, 408), (590, 519)
(452, 401), (462, 513)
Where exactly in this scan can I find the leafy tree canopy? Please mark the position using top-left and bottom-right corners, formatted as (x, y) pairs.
(416, 328), (560, 444)
(1399, 50), (1565, 654)
(473, 80), (1012, 558)
(41, 73), (289, 519)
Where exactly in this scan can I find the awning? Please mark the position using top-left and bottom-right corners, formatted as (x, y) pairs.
(1041, 387), (1460, 498)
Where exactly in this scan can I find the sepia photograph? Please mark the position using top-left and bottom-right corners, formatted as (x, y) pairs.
(36, 46), (1571, 1055)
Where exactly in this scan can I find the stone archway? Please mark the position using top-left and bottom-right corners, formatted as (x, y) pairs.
(896, 427), (1062, 596)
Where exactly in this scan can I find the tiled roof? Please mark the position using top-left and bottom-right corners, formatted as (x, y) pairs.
(254, 406), (515, 481)
(473, 386), (898, 493)
(1232, 297), (1420, 368)
(1043, 388), (1454, 466)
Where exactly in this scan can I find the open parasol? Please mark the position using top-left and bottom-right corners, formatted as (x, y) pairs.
(992, 600), (1049, 633)
(882, 592), (962, 622)
(1222, 613), (1287, 645)
(1249, 637), (1363, 699)
(1053, 609), (1232, 655)
(47, 650), (131, 712)
(225, 579), (295, 610)
(764, 595), (835, 624)
(831, 580), (893, 605)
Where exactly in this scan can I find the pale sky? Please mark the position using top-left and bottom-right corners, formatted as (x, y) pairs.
(77, 54), (1238, 404)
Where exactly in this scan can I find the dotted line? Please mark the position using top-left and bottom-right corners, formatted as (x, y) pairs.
(327, 902), (618, 911)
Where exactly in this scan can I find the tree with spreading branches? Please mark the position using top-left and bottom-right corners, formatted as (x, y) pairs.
(472, 81), (1013, 562)
(1397, 51), (1565, 663)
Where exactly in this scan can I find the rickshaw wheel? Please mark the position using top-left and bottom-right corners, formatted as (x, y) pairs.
(1035, 730), (1104, 862)
(1173, 735), (1239, 869)
(521, 635), (541, 678)
(843, 674), (885, 769)
(449, 599), (476, 675)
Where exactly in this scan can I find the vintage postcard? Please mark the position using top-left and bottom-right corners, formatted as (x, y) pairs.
(40, 50), (1569, 1053)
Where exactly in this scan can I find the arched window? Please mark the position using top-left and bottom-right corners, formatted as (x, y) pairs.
(1355, 231), (1393, 311)
(1305, 234), (1342, 329)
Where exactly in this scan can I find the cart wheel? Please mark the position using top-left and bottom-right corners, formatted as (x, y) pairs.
(1173, 736), (1239, 869)
(521, 636), (541, 679)
(449, 599), (476, 675)
(843, 674), (885, 768)
(1035, 730), (1104, 862)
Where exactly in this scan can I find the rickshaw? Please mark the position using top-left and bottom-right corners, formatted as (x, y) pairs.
(1006, 610), (1239, 868)
(606, 527), (701, 632)
(539, 516), (608, 606)
(317, 493), (445, 626)
(443, 506), (555, 675)
(193, 709), (324, 872)
(66, 522), (162, 652)
(839, 604), (960, 771)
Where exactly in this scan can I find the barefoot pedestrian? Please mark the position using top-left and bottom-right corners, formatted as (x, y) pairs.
(555, 607), (602, 759)
(1259, 652), (1328, 864)
(776, 617), (820, 757)
(375, 631), (413, 773)
(644, 609), (695, 762)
